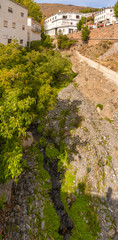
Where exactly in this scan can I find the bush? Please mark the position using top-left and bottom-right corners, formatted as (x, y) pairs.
(57, 34), (76, 49)
(81, 26), (90, 43)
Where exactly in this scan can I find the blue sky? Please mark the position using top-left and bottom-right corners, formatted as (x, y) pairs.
(36, 0), (116, 8)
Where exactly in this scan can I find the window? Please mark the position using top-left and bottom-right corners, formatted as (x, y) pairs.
(8, 7), (13, 13)
(12, 22), (16, 28)
(21, 12), (24, 17)
(8, 39), (12, 43)
(4, 21), (8, 28)
(20, 39), (23, 44)
(110, 9), (113, 12)
(76, 15), (79, 19)
(22, 25), (25, 30)
(0, 4), (1, 9)
(63, 15), (67, 19)
(71, 22), (73, 25)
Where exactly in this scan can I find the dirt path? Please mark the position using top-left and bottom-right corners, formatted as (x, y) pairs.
(76, 51), (118, 87)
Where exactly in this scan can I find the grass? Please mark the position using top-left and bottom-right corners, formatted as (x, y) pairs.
(105, 117), (114, 123)
(106, 155), (112, 168)
(44, 200), (63, 240)
(60, 183), (100, 240)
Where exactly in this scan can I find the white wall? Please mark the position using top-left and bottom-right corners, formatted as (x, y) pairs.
(44, 12), (82, 36)
(95, 8), (116, 24)
(0, 0), (28, 46)
(27, 18), (41, 42)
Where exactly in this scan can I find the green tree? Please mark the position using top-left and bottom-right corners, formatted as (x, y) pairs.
(77, 20), (82, 31)
(114, 0), (118, 18)
(15, 0), (42, 22)
(77, 17), (87, 31)
(0, 41), (74, 183)
(81, 26), (90, 43)
(81, 16), (87, 24)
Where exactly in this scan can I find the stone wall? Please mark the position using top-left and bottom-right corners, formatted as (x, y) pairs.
(68, 24), (118, 46)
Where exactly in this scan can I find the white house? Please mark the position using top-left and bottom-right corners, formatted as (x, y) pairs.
(94, 7), (116, 25)
(0, 0), (28, 46)
(27, 18), (41, 43)
(44, 11), (83, 36)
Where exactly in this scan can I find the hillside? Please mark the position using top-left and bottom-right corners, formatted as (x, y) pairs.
(38, 3), (96, 18)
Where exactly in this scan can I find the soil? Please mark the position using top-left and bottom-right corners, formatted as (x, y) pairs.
(78, 41), (118, 72)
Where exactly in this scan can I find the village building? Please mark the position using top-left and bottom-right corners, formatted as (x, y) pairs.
(94, 7), (117, 26)
(0, 0), (28, 46)
(27, 18), (41, 43)
(44, 11), (83, 36)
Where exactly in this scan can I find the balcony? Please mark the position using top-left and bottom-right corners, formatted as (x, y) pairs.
(31, 24), (41, 33)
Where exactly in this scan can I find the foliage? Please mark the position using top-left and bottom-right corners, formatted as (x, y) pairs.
(80, 8), (100, 13)
(81, 26), (90, 43)
(0, 42), (74, 183)
(44, 200), (63, 240)
(39, 137), (47, 147)
(77, 17), (87, 31)
(30, 31), (54, 50)
(87, 16), (94, 23)
(46, 143), (59, 160)
(77, 20), (83, 31)
(114, 1), (118, 18)
(57, 34), (76, 49)
(60, 183), (100, 240)
(15, 0), (42, 22)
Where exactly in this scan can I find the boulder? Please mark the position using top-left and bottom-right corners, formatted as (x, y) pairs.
(22, 132), (34, 149)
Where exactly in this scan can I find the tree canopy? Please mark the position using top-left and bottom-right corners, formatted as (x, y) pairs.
(0, 41), (74, 183)
(114, 0), (118, 18)
(15, 0), (42, 22)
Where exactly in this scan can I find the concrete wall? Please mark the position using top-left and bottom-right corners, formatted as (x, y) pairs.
(0, 0), (28, 46)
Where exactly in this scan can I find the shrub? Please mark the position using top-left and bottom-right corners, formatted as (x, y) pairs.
(96, 104), (103, 110)
(57, 34), (76, 49)
(81, 26), (90, 43)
